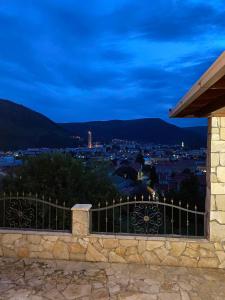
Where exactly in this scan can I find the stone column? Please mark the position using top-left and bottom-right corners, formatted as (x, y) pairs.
(207, 117), (225, 242)
(71, 204), (92, 236)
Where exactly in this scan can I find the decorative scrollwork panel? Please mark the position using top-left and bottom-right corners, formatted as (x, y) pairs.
(0, 194), (71, 231)
(6, 198), (34, 228)
(130, 204), (162, 234)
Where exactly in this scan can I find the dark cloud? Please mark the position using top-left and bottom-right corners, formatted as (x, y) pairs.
(102, 1), (225, 41)
(0, 0), (224, 126)
(101, 49), (133, 63)
(71, 67), (126, 90)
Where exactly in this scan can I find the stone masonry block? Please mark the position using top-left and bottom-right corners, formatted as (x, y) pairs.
(220, 128), (225, 140)
(217, 167), (225, 183)
(221, 118), (225, 128)
(211, 183), (225, 195)
(211, 153), (219, 167)
(215, 195), (225, 211)
(220, 153), (225, 166)
(211, 141), (225, 153)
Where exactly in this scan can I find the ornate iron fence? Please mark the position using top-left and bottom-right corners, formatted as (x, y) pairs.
(90, 194), (206, 237)
(0, 193), (71, 232)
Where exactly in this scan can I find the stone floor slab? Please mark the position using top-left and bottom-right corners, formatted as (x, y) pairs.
(0, 258), (225, 299)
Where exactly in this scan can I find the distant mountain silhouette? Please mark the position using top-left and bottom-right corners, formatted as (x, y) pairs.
(0, 99), (73, 150)
(183, 126), (208, 140)
(0, 99), (207, 150)
(60, 119), (207, 148)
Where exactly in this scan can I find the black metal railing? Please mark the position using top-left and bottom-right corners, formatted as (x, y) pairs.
(0, 192), (71, 232)
(90, 194), (206, 237)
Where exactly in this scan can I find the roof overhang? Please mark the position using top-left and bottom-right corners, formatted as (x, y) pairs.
(170, 51), (225, 118)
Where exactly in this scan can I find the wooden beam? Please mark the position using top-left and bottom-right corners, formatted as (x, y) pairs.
(193, 95), (225, 117)
(212, 107), (225, 116)
(170, 51), (225, 118)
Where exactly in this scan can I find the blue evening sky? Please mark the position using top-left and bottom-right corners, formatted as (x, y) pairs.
(0, 0), (225, 126)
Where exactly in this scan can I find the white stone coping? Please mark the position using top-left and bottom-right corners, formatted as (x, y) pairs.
(0, 229), (209, 243)
(71, 204), (92, 211)
(0, 229), (72, 236)
(89, 233), (209, 243)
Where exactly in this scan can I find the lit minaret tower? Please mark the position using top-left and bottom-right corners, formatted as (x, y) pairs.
(88, 130), (92, 149)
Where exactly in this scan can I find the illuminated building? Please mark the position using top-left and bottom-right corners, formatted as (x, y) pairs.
(88, 130), (92, 149)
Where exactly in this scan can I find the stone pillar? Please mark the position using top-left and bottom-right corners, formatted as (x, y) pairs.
(207, 117), (225, 242)
(71, 204), (92, 236)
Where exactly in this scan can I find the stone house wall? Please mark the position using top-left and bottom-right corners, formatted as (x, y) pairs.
(207, 117), (225, 242)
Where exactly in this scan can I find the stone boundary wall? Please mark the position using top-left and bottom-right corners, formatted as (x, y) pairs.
(1, 231), (225, 269)
(0, 204), (225, 269)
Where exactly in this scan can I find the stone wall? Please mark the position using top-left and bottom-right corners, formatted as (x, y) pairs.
(1, 231), (225, 269)
(207, 117), (225, 242)
(0, 203), (223, 269)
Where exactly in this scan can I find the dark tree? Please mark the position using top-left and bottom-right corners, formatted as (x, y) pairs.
(182, 168), (191, 174)
(2, 153), (118, 207)
(115, 166), (138, 181)
(149, 166), (159, 188)
(143, 165), (158, 188)
(135, 152), (145, 166)
(178, 174), (201, 204)
(167, 174), (205, 210)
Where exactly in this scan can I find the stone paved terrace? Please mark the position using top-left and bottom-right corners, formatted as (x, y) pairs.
(1, 258), (225, 299)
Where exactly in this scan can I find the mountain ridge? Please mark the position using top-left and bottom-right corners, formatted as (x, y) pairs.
(0, 99), (73, 150)
(0, 99), (207, 150)
(60, 119), (207, 148)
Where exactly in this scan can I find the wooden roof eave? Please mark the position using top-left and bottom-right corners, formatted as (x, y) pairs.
(170, 51), (225, 118)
